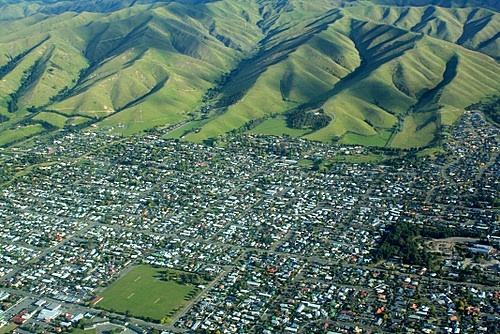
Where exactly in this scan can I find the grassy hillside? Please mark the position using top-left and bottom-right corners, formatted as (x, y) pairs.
(0, 0), (498, 148)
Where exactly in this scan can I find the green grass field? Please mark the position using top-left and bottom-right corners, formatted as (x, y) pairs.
(298, 159), (314, 167)
(391, 112), (437, 148)
(98, 265), (202, 321)
(0, 124), (44, 146)
(249, 118), (310, 137)
(33, 112), (68, 128)
(0, 323), (17, 334)
(66, 116), (92, 126)
(327, 152), (386, 164)
(340, 129), (392, 147)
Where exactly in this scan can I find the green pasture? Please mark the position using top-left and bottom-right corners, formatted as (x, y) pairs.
(0, 124), (44, 146)
(249, 118), (309, 137)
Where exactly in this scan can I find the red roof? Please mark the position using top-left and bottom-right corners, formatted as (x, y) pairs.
(13, 310), (29, 324)
(89, 296), (103, 305)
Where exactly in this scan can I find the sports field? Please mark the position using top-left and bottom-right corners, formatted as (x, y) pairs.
(98, 265), (200, 321)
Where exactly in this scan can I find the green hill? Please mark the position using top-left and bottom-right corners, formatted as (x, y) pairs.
(0, 0), (498, 147)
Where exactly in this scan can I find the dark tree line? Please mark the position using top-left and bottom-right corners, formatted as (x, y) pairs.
(7, 93), (18, 113)
(243, 117), (265, 131)
(0, 36), (49, 81)
(420, 225), (481, 239)
(7, 57), (44, 113)
(0, 54), (25, 80)
(16, 117), (58, 131)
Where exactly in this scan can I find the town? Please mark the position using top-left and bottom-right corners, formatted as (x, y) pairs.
(0, 110), (498, 334)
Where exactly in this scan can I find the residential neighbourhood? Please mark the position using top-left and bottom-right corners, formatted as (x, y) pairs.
(0, 111), (498, 333)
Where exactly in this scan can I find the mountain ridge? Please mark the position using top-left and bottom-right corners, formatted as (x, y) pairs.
(0, 0), (498, 148)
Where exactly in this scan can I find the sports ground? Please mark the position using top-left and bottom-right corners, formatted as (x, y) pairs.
(97, 265), (200, 321)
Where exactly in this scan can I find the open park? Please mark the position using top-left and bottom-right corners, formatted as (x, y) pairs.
(97, 265), (204, 322)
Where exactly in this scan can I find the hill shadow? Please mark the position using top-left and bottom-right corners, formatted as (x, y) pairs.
(295, 20), (424, 112)
(214, 9), (343, 102)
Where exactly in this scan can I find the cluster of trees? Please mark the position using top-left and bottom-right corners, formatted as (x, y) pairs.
(202, 87), (219, 102)
(420, 224), (481, 239)
(162, 269), (205, 285)
(215, 91), (246, 108)
(16, 117), (58, 131)
(49, 85), (69, 103)
(7, 92), (18, 113)
(202, 71), (236, 103)
(27, 105), (41, 113)
(376, 221), (485, 268)
(286, 108), (331, 130)
(201, 69), (251, 110)
(375, 221), (435, 267)
(243, 117), (265, 131)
